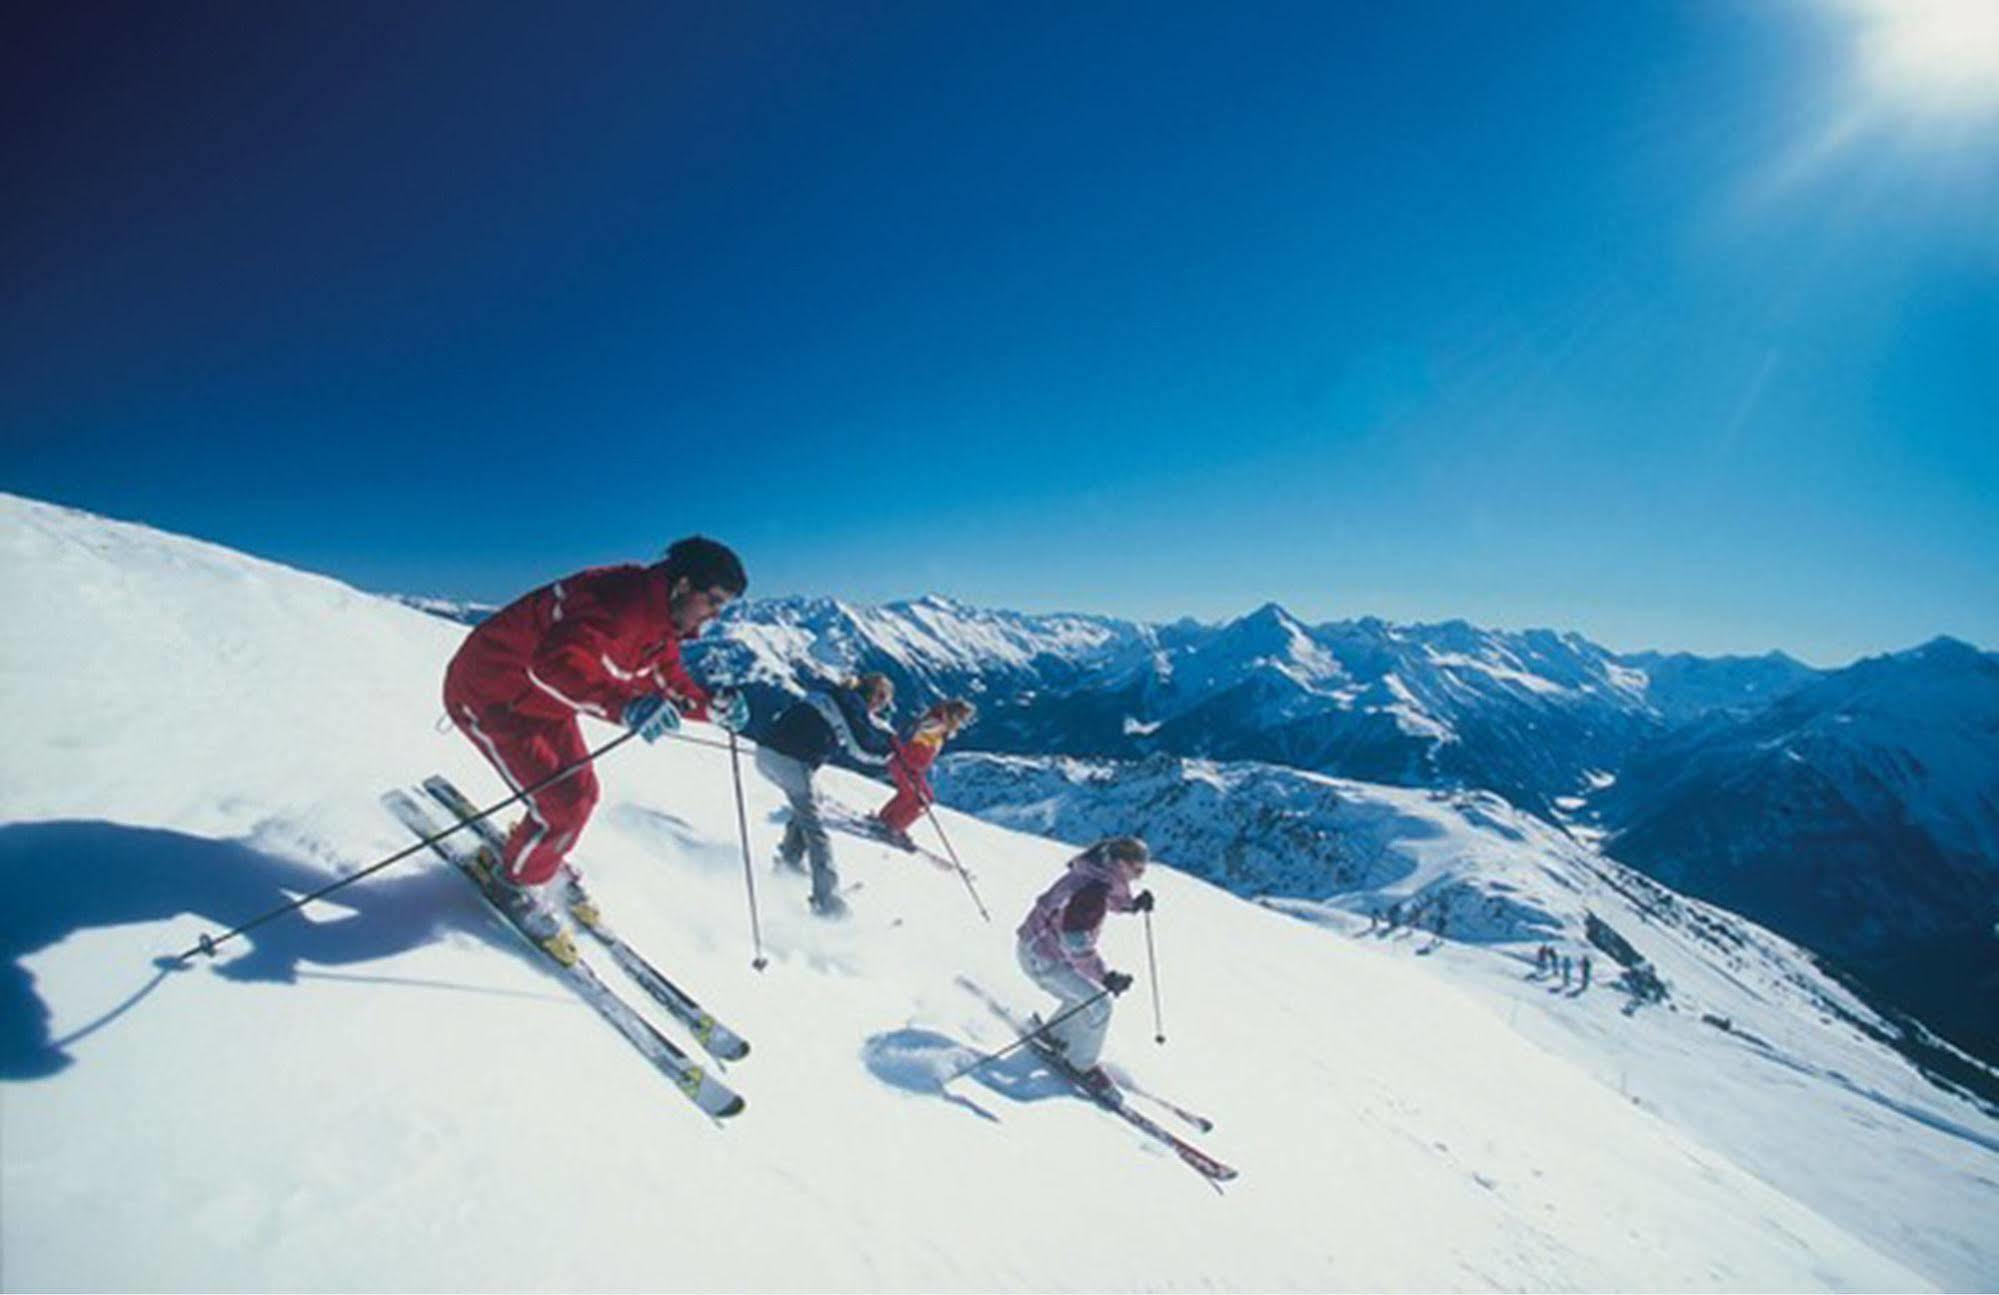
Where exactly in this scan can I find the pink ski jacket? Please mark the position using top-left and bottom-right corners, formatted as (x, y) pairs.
(1016, 849), (1139, 984)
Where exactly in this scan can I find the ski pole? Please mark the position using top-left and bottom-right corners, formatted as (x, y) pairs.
(946, 988), (1112, 1083)
(922, 803), (990, 923)
(727, 728), (768, 971)
(1144, 907), (1166, 1045)
(168, 728), (641, 965)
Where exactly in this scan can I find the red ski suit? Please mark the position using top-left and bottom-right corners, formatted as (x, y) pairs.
(442, 564), (712, 886)
(877, 719), (948, 834)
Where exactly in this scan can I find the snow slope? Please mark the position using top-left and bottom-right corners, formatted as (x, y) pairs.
(0, 493), (1966, 1292)
(935, 751), (1999, 1287)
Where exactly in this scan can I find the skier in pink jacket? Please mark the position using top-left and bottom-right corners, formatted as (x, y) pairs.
(1015, 836), (1155, 1088)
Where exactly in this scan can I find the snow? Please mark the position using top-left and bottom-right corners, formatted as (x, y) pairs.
(1428, 651), (1573, 697)
(935, 750), (1999, 1290)
(0, 493), (1979, 1292)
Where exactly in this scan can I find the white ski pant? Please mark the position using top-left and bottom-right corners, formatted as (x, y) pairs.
(1017, 941), (1113, 1070)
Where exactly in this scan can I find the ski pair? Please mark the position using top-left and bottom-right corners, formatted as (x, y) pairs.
(381, 787), (744, 1120)
(954, 977), (1237, 1186)
(819, 800), (958, 874)
(418, 775), (749, 1063)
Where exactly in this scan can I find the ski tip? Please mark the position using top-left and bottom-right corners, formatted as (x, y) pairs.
(716, 1095), (747, 1119)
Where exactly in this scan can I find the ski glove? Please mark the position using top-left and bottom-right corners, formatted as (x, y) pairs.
(623, 694), (682, 743)
(1131, 890), (1155, 913)
(711, 688), (751, 734)
(1103, 970), (1134, 997)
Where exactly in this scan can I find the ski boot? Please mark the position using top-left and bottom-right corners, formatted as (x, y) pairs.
(808, 890), (851, 920)
(865, 815), (917, 853)
(560, 865), (601, 932)
(469, 848), (578, 966)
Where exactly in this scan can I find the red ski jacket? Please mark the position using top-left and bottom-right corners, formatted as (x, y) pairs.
(445, 564), (712, 726)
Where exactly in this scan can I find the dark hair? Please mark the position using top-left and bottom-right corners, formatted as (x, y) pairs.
(1085, 836), (1148, 867)
(850, 672), (894, 709)
(661, 535), (747, 595)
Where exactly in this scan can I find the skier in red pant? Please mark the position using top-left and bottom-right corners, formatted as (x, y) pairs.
(441, 536), (749, 961)
(872, 698), (976, 851)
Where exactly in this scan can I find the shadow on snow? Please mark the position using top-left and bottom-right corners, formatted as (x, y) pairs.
(0, 818), (549, 1081)
(861, 1026), (1079, 1123)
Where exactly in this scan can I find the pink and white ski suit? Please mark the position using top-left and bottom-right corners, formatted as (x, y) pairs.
(1015, 849), (1140, 1070)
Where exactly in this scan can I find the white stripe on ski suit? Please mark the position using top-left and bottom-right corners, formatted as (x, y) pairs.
(536, 581), (661, 711)
(458, 705), (552, 883)
(527, 666), (613, 721)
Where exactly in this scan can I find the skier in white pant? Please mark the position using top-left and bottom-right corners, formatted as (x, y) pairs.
(1015, 836), (1154, 1092)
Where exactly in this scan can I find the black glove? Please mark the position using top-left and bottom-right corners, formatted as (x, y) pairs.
(1131, 889), (1155, 913)
(1103, 970), (1134, 996)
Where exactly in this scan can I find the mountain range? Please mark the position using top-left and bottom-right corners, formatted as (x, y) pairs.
(687, 593), (1822, 813)
(681, 595), (1997, 1068)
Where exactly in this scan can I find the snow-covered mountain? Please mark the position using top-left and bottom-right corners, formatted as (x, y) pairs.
(383, 593), (496, 626)
(1618, 648), (1822, 728)
(684, 595), (1825, 818)
(1591, 637), (1999, 1065)
(5, 491), (1996, 1291)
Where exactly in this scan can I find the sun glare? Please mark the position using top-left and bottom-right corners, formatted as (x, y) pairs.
(1842, 0), (1999, 119)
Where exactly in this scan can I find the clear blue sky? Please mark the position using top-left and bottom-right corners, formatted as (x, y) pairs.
(5, 1), (1995, 666)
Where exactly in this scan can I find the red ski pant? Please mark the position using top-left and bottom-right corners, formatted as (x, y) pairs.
(876, 761), (932, 834)
(446, 697), (599, 887)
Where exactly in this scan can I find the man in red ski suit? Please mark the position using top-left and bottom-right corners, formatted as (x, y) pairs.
(442, 537), (748, 909)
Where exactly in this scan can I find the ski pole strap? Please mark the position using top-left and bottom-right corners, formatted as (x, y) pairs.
(167, 727), (640, 965)
(947, 988), (1112, 1084)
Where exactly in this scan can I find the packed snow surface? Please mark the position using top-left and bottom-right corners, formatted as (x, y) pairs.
(0, 494), (1986, 1292)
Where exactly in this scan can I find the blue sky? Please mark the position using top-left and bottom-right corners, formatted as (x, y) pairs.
(5, 1), (1995, 666)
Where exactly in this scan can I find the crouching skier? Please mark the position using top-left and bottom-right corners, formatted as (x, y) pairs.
(441, 536), (751, 963)
(755, 673), (897, 919)
(1015, 836), (1155, 1095)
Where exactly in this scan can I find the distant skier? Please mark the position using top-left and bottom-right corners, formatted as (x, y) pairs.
(1016, 836), (1155, 1093)
(1580, 954), (1593, 991)
(441, 537), (750, 961)
(756, 673), (898, 917)
(872, 698), (976, 850)
(1560, 955), (1573, 988)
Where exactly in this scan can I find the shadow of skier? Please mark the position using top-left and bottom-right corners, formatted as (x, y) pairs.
(0, 818), (539, 1080)
(861, 1027), (1001, 1122)
(862, 1026), (1081, 1122)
